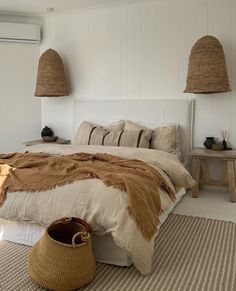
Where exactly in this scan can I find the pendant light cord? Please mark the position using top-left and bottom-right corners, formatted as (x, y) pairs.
(206, 0), (209, 35)
(47, 8), (54, 48)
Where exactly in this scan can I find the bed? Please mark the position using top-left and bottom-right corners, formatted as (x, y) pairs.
(0, 99), (195, 275)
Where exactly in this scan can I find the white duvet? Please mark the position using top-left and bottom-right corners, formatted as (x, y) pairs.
(0, 144), (195, 274)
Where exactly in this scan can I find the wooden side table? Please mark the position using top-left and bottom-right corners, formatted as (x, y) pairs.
(23, 139), (71, 147)
(190, 148), (236, 202)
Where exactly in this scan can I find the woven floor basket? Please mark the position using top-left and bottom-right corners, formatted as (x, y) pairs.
(28, 217), (96, 291)
(184, 35), (231, 94)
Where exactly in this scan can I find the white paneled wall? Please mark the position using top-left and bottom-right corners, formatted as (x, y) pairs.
(0, 43), (41, 152)
(0, 14), (42, 152)
(41, 0), (236, 148)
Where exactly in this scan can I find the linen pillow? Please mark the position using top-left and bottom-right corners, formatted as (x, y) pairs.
(124, 120), (146, 131)
(73, 121), (151, 148)
(150, 125), (177, 154)
(124, 120), (180, 155)
(73, 121), (124, 144)
(98, 120), (125, 132)
(104, 130), (152, 148)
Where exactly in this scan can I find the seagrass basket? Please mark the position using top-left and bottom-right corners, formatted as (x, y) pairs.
(28, 217), (96, 291)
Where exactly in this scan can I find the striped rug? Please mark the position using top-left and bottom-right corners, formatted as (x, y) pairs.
(0, 214), (236, 291)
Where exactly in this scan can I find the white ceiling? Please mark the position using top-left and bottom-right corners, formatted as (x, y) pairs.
(0, 0), (135, 16)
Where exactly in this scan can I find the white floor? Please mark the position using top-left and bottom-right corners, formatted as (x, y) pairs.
(173, 187), (236, 223)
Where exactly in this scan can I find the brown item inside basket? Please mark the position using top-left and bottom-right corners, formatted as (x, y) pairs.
(48, 218), (90, 245)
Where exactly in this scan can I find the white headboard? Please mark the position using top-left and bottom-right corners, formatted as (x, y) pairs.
(73, 99), (194, 164)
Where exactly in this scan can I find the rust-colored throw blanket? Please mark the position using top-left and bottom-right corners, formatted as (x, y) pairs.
(0, 152), (175, 240)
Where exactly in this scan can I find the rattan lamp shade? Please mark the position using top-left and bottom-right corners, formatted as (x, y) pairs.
(35, 48), (69, 97)
(184, 35), (231, 94)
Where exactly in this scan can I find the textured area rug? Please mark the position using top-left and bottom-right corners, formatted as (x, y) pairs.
(0, 214), (236, 291)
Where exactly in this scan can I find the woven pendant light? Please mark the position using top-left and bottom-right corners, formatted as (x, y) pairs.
(35, 48), (69, 97)
(35, 8), (69, 97)
(184, 35), (231, 94)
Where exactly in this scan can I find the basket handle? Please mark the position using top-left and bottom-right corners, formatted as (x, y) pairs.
(72, 232), (90, 248)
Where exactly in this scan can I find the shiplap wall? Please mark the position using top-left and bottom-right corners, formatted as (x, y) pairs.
(0, 14), (42, 152)
(41, 0), (236, 148)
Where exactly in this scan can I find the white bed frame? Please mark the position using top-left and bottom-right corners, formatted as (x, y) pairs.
(1, 99), (195, 268)
(73, 99), (194, 164)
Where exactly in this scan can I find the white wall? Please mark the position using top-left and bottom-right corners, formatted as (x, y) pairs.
(41, 0), (236, 148)
(0, 15), (42, 152)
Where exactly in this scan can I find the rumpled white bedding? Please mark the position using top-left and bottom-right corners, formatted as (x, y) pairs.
(0, 144), (195, 274)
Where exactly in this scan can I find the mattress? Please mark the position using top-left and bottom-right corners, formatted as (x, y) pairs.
(0, 187), (185, 267)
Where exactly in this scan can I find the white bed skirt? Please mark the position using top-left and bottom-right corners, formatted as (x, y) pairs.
(0, 188), (185, 267)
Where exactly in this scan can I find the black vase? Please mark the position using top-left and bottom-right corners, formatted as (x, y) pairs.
(41, 126), (54, 138)
(203, 137), (216, 149)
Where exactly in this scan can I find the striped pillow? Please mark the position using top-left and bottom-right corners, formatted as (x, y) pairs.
(104, 130), (151, 148)
(73, 121), (151, 148)
(73, 122), (109, 145)
(124, 120), (179, 154)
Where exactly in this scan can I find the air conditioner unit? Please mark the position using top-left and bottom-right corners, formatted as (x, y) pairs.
(0, 22), (40, 44)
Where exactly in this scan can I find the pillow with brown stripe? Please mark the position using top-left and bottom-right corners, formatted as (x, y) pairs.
(124, 120), (178, 154)
(73, 121), (124, 145)
(74, 121), (151, 148)
(103, 130), (152, 148)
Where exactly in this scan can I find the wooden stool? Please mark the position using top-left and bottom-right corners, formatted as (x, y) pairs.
(190, 148), (236, 202)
